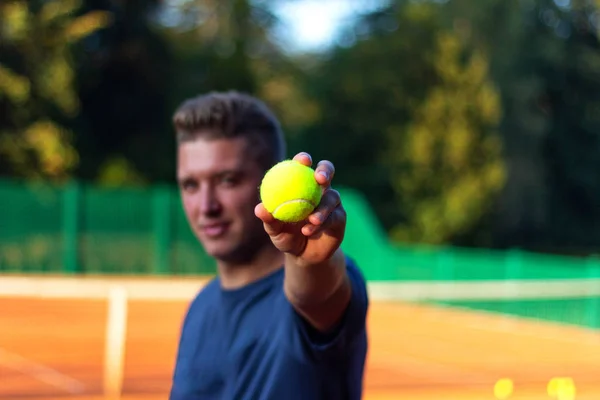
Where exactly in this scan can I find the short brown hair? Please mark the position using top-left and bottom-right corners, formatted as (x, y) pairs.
(172, 91), (286, 170)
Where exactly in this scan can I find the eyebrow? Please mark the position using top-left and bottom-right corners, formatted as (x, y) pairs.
(216, 168), (244, 176)
(178, 168), (245, 182)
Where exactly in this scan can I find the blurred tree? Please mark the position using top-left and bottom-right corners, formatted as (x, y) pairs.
(538, 1), (600, 252)
(0, 0), (112, 181)
(97, 155), (147, 187)
(156, 0), (318, 154)
(156, 0), (262, 96)
(300, 2), (504, 244)
(298, 2), (438, 231)
(73, 0), (174, 185)
(439, 0), (600, 253)
(388, 32), (505, 244)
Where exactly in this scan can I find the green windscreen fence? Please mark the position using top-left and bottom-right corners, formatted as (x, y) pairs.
(0, 180), (216, 275)
(1, 178), (600, 329)
(1, 178), (599, 280)
(0, 180), (64, 273)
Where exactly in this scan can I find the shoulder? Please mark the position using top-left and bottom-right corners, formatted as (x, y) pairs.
(343, 255), (369, 325)
(346, 256), (367, 284)
(345, 255), (369, 308)
(182, 277), (220, 324)
(193, 277), (221, 303)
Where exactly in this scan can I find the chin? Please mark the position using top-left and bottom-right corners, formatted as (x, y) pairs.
(203, 243), (232, 259)
(201, 241), (237, 261)
(198, 230), (267, 265)
(210, 245), (258, 265)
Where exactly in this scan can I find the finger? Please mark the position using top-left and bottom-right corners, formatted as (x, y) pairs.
(292, 152), (312, 167)
(307, 189), (341, 226)
(302, 202), (346, 237)
(254, 203), (284, 236)
(303, 189), (341, 235)
(314, 160), (335, 188)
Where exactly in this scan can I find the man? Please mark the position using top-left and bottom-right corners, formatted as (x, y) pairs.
(169, 90), (369, 400)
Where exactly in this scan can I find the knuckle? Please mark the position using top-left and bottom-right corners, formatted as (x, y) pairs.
(328, 188), (341, 200)
(324, 190), (338, 203)
(317, 159), (334, 170)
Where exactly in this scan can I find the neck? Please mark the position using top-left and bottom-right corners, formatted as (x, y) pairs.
(217, 243), (284, 290)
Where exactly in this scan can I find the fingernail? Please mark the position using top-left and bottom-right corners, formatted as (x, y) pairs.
(319, 171), (328, 179)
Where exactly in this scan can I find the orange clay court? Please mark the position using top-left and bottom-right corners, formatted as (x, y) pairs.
(1, 278), (600, 400)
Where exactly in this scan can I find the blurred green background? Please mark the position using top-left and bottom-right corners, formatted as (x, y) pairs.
(2, 0), (600, 271)
(1, 0), (600, 331)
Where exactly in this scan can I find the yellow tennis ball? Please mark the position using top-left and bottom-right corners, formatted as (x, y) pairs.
(494, 378), (514, 399)
(260, 160), (322, 223)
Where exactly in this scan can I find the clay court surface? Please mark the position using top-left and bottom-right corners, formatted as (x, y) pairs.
(2, 284), (600, 400)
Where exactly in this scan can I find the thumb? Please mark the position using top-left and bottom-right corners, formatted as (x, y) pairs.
(255, 203), (284, 236)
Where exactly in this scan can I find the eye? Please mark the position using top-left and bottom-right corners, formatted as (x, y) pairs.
(219, 174), (239, 187)
(180, 178), (198, 192)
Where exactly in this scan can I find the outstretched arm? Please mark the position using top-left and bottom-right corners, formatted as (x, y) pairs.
(255, 152), (352, 333)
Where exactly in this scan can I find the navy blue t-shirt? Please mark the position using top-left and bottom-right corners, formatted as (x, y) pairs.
(170, 257), (369, 400)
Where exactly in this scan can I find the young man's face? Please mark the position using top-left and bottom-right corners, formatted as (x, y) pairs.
(177, 135), (270, 264)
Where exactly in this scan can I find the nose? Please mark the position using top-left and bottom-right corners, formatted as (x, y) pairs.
(199, 185), (222, 216)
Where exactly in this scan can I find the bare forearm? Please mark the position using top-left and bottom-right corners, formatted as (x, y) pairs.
(284, 248), (346, 304)
(283, 248), (351, 331)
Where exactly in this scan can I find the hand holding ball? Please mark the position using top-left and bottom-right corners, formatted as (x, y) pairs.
(256, 154), (345, 262)
(260, 160), (322, 223)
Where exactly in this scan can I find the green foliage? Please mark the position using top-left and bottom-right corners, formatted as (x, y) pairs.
(1, 0), (600, 254)
(97, 156), (147, 188)
(301, 2), (505, 244)
(71, 0), (174, 185)
(297, 2), (444, 232)
(160, 0), (317, 148)
(388, 32), (505, 244)
(0, 0), (112, 181)
(437, 0), (600, 252)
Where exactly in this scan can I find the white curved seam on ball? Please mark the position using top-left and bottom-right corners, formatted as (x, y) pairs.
(272, 199), (315, 215)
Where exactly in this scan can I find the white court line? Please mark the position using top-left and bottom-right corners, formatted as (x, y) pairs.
(368, 279), (600, 301)
(0, 347), (85, 394)
(418, 304), (600, 345)
(1, 276), (600, 301)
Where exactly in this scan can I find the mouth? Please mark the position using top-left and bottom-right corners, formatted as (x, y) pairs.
(199, 222), (230, 239)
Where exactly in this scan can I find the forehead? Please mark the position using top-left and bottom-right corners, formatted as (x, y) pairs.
(177, 136), (258, 178)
